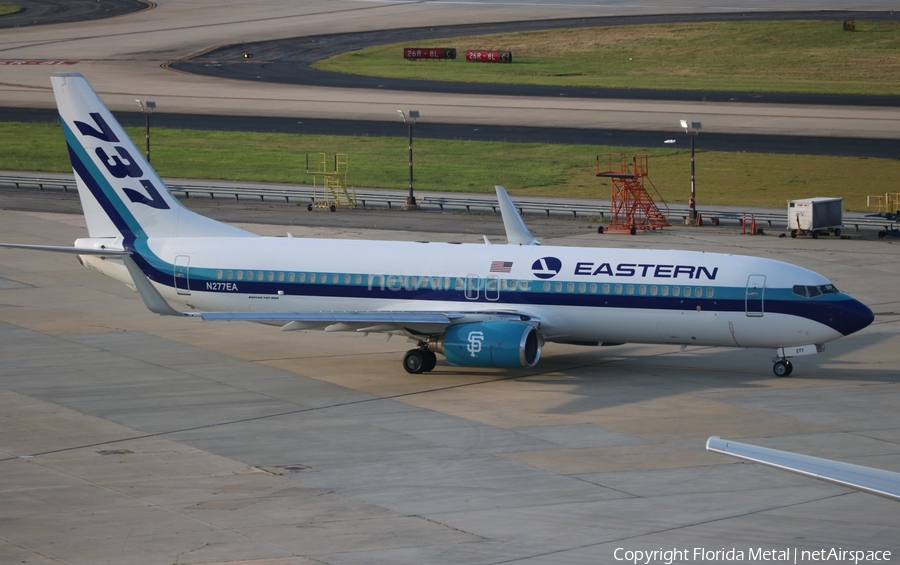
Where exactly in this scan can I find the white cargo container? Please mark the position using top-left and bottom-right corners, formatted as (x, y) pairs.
(788, 197), (843, 239)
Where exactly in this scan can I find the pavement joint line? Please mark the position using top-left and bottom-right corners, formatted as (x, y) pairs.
(484, 491), (852, 565)
(0, 362), (568, 463)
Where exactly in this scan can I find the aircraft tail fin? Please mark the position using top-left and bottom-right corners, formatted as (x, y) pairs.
(495, 185), (540, 246)
(50, 72), (251, 241)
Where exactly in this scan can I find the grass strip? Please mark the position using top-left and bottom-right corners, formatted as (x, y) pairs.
(315, 21), (900, 96)
(0, 3), (22, 16)
(1, 122), (895, 212)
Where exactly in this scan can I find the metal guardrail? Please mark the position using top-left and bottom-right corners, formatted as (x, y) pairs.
(2, 173), (898, 232)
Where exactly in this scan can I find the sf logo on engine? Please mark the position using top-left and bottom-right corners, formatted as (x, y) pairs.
(467, 330), (485, 357)
(531, 257), (562, 279)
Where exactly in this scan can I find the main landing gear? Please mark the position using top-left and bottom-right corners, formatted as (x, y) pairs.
(772, 358), (793, 377)
(403, 347), (437, 374)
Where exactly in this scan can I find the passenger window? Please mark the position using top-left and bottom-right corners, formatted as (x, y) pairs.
(236, 271), (244, 281)
(639, 285), (646, 296)
(298, 273), (306, 283)
(216, 270), (223, 280)
(510, 280), (518, 291)
(226, 270), (233, 280)
(267, 272), (274, 282)
(310, 274), (316, 283)
(578, 283), (586, 293)
(354, 275), (361, 284)
(520, 281), (529, 291)
(567, 283), (574, 293)
(590, 283), (597, 293)
(288, 273), (295, 283)
(543, 282), (551, 292)
(615, 284), (623, 295)
(650, 286), (658, 296)
(333, 274), (339, 284)
(672, 286), (680, 297)
(555, 282), (563, 292)
(602, 284), (610, 294)
(706, 287), (714, 298)
(278, 272), (285, 282)
(661, 286), (669, 296)
(344, 275), (350, 284)
(683, 287), (691, 297)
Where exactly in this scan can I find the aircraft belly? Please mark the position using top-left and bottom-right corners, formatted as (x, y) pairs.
(728, 314), (841, 348)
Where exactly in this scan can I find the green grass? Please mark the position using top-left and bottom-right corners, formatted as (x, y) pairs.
(0, 3), (23, 16)
(1, 122), (896, 212)
(315, 21), (900, 95)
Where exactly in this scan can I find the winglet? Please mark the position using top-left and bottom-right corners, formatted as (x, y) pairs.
(121, 256), (184, 316)
(495, 186), (540, 246)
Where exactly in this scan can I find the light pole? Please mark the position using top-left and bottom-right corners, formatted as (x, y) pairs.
(680, 119), (701, 224)
(136, 99), (156, 162)
(398, 109), (420, 210)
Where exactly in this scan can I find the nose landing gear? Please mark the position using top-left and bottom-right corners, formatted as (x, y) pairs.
(773, 358), (793, 377)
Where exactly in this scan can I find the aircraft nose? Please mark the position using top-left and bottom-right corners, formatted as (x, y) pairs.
(836, 297), (874, 336)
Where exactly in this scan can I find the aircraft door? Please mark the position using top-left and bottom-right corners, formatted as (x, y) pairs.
(174, 255), (191, 295)
(745, 274), (765, 317)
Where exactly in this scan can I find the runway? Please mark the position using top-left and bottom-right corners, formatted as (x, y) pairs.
(2, 2), (900, 563)
(1, 1), (899, 139)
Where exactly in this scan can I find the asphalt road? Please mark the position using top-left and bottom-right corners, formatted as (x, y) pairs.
(5, 106), (900, 159)
(0, 0), (148, 29)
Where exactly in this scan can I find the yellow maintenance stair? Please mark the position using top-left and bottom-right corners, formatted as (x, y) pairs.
(306, 153), (357, 211)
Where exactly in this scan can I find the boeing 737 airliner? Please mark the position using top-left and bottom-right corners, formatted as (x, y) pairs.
(0, 73), (874, 375)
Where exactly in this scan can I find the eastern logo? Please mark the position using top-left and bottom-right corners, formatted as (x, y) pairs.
(531, 257), (562, 279)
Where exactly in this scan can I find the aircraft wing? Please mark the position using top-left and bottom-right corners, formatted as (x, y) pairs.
(707, 436), (900, 502)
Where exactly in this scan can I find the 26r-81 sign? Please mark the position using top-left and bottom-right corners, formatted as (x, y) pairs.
(466, 50), (513, 63)
(403, 48), (456, 60)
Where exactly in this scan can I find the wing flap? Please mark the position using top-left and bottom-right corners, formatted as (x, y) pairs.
(194, 311), (454, 325)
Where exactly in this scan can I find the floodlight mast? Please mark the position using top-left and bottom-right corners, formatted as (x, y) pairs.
(136, 99), (156, 162)
(680, 120), (702, 224)
(398, 109), (420, 210)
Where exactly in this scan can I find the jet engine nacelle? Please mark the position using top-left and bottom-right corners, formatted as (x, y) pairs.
(433, 321), (542, 368)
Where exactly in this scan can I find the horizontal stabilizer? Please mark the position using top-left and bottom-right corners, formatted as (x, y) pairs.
(707, 436), (900, 502)
(0, 243), (129, 256)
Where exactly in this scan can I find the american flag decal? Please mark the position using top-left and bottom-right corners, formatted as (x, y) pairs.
(490, 261), (513, 273)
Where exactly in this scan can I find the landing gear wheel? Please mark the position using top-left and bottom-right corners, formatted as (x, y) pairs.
(403, 349), (426, 374)
(422, 349), (437, 372)
(773, 360), (793, 377)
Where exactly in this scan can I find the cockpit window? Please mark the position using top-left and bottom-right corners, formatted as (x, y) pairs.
(793, 284), (840, 298)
